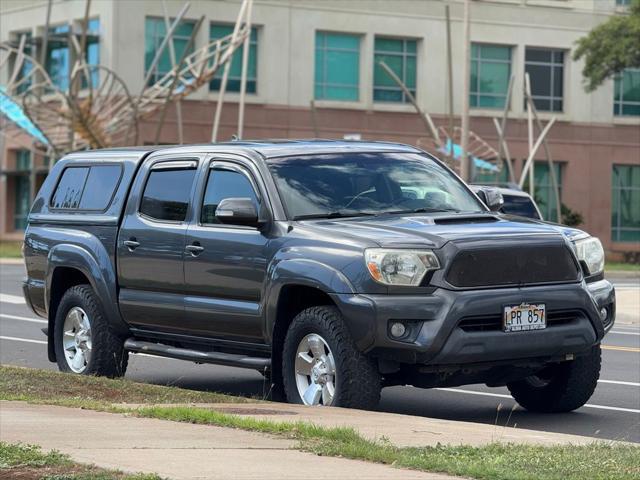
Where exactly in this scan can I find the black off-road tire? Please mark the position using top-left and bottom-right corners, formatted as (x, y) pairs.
(54, 285), (128, 378)
(282, 306), (381, 409)
(507, 345), (601, 413)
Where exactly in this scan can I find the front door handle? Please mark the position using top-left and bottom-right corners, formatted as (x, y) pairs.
(123, 239), (140, 251)
(185, 244), (205, 255)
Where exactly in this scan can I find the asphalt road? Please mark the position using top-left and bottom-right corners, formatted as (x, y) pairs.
(1, 263), (638, 443)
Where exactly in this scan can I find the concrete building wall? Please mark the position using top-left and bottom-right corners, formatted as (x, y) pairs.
(1, 0), (639, 255)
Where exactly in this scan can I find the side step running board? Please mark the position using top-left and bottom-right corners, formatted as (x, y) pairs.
(124, 339), (270, 369)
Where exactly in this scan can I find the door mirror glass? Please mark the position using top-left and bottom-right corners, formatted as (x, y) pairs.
(476, 187), (504, 212)
(215, 198), (259, 227)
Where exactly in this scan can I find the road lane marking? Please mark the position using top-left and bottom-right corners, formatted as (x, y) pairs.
(0, 294), (25, 304)
(435, 388), (640, 414)
(0, 335), (46, 345)
(602, 345), (640, 353)
(0, 314), (47, 324)
(598, 380), (640, 387)
(609, 331), (640, 337)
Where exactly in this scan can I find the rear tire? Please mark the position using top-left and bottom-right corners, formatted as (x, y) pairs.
(54, 285), (128, 378)
(507, 345), (601, 413)
(282, 306), (380, 409)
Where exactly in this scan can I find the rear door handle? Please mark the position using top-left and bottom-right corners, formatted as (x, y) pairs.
(185, 244), (205, 255)
(123, 239), (140, 251)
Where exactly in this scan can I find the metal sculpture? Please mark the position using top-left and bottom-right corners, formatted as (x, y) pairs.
(0, 0), (253, 159)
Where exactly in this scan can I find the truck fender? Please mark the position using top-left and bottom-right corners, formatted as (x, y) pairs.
(264, 257), (356, 343)
(45, 242), (129, 361)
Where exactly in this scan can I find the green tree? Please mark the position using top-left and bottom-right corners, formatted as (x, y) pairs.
(573, 0), (640, 92)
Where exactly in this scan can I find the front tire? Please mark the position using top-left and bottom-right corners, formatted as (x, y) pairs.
(54, 285), (128, 378)
(507, 345), (601, 413)
(282, 306), (381, 409)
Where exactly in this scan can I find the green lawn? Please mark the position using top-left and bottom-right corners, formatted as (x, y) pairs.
(606, 262), (640, 272)
(0, 442), (162, 479)
(1, 366), (638, 480)
(0, 241), (22, 259)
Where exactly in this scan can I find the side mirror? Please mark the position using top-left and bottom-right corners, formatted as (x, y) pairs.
(215, 198), (259, 227)
(476, 187), (504, 212)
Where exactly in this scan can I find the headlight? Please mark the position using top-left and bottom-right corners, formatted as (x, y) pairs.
(573, 236), (604, 276)
(365, 249), (440, 286)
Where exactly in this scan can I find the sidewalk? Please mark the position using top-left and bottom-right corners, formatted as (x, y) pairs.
(0, 401), (455, 480)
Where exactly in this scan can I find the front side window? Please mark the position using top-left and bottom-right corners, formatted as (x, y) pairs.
(201, 168), (258, 224)
(144, 17), (195, 85)
(315, 31), (360, 101)
(523, 161), (563, 221)
(611, 164), (640, 242)
(525, 48), (564, 112)
(209, 24), (258, 93)
(267, 153), (484, 219)
(373, 37), (417, 103)
(470, 43), (511, 109)
(140, 168), (196, 221)
(614, 68), (640, 117)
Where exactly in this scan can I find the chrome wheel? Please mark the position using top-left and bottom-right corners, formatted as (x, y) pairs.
(294, 333), (336, 406)
(62, 307), (92, 373)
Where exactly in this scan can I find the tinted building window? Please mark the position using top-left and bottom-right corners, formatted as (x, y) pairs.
(144, 17), (195, 85)
(612, 164), (640, 242)
(201, 169), (257, 224)
(51, 167), (89, 209)
(525, 48), (564, 112)
(210, 24), (258, 93)
(373, 37), (417, 103)
(614, 68), (640, 117)
(315, 32), (360, 101)
(470, 43), (511, 109)
(78, 165), (121, 210)
(140, 168), (196, 221)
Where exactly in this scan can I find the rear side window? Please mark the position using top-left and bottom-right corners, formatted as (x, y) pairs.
(201, 169), (258, 224)
(51, 165), (122, 210)
(140, 168), (197, 222)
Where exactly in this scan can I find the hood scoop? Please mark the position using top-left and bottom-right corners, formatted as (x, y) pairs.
(433, 214), (499, 225)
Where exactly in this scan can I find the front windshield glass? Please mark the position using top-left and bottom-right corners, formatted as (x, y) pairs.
(267, 153), (485, 219)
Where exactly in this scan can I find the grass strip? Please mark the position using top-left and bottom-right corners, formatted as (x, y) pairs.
(0, 365), (252, 406)
(0, 442), (162, 479)
(2, 365), (639, 480)
(606, 262), (640, 273)
(0, 240), (22, 259)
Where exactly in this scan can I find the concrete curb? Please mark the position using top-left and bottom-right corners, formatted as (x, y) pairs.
(0, 258), (24, 265)
(121, 400), (606, 447)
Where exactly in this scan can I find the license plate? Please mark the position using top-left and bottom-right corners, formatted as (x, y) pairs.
(503, 303), (546, 332)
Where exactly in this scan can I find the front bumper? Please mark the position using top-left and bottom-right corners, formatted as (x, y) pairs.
(331, 279), (615, 366)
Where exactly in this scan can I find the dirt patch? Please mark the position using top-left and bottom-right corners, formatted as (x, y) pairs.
(2, 464), (106, 479)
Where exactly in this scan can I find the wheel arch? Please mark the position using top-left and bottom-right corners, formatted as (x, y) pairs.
(46, 243), (128, 362)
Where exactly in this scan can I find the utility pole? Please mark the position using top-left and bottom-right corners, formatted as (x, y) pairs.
(460, 0), (471, 182)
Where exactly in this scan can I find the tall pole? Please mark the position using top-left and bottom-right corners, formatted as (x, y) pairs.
(445, 5), (454, 139)
(237, 0), (253, 139)
(460, 0), (471, 182)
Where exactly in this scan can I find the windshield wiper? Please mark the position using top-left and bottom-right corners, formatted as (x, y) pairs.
(293, 211), (377, 221)
(382, 207), (461, 215)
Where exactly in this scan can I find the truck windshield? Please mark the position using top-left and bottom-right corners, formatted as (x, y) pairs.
(267, 153), (485, 219)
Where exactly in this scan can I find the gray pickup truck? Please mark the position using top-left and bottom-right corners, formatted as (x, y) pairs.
(23, 140), (615, 411)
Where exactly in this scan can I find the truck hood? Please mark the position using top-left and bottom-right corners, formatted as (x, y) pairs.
(301, 212), (581, 249)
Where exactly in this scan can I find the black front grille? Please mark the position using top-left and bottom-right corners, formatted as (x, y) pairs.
(458, 309), (583, 332)
(446, 244), (580, 288)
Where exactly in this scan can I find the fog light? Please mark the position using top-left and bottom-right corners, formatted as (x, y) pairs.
(599, 308), (608, 321)
(390, 322), (407, 338)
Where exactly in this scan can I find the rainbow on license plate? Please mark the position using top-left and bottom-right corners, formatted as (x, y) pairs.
(503, 303), (546, 332)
